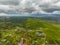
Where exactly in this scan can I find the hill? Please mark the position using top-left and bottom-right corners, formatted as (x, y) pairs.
(0, 18), (60, 45)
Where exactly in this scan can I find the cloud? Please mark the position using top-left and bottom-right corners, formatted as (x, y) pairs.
(15, 0), (60, 14)
(0, 0), (19, 5)
(0, 0), (60, 15)
(0, 13), (8, 16)
(53, 11), (60, 14)
(52, 1), (60, 7)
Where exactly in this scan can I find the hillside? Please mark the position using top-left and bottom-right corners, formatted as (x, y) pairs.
(0, 18), (60, 45)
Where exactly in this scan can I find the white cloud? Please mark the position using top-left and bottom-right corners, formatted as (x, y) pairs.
(52, 1), (60, 7)
(0, 13), (7, 16)
(0, 0), (60, 15)
(0, 5), (11, 10)
(53, 11), (60, 14)
(16, 0), (60, 14)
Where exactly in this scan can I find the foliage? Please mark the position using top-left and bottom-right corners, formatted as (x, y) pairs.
(0, 18), (60, 45)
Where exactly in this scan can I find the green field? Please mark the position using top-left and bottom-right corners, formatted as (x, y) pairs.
(0, 18), (60, 45)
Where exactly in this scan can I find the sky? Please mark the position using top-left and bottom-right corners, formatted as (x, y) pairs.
(0, 0), (60, 16)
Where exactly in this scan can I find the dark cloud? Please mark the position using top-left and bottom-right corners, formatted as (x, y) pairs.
(0, 0), (19, 5)
(43, 8), (60, 13)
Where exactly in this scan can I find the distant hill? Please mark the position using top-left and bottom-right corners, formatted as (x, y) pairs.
(0, 14), (60, 23)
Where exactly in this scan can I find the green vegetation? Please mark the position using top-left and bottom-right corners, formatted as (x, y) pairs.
(0, 18), (60, 45)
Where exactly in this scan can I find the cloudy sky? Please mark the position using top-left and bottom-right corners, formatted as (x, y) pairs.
(0, 0), (60, 16)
